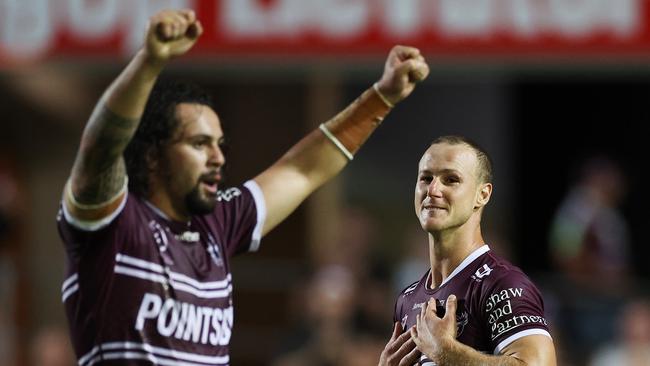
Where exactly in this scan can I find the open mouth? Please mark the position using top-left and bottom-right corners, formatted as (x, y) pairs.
(200, 173), (222, 195)
(201, 181), (218, 194)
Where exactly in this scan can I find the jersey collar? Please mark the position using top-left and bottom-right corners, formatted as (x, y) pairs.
(429, 245), (490, 289)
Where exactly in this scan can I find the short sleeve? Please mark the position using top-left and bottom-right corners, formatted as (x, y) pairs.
(482, 271), (552, 354)
(57, 194), (136, 260)
(216, 180), (266, 257)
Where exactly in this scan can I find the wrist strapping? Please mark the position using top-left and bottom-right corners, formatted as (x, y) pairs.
(373, 82), (395, 108)
(320, 86), (393, 160)
(320, 124), (354, 160)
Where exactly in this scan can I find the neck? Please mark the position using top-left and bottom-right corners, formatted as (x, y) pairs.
(147, 190), (190, 222)
(428, 215), (484, 289)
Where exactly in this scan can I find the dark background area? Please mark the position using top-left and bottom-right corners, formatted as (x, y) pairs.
(513, 75), (650, 277)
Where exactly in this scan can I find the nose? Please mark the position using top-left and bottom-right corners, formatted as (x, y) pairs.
(207, 143), (225, 167)
(427, 177), (442, 197)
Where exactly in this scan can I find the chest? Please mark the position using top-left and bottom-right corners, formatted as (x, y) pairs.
(113, 218), (232, 305)
(398, 282), (489, 352)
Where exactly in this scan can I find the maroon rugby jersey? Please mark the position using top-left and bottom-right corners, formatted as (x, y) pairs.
(394, 245), (551, 365)
(57, 180), (266, 366)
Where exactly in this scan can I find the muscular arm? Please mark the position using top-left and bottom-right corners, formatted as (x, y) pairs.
(412, 296), (557, 366)
(65, 10), (202, 220)
(434, 335), (556, 366)
(68, 51), (161, 206)
(254, 45), (430, 236)
(253, 88), (379, 236)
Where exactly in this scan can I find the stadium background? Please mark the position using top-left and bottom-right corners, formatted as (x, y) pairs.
(1, 0), (649, 365)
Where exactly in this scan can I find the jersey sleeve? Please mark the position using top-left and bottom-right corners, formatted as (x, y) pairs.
(57, 193), (135, 261)
(481, 270), (552, 354)
(216, 180), (266, 257)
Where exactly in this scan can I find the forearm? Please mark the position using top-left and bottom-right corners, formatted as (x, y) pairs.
(103, 49), (164, 119)
(255, 45), (428, 236)
(292, 85), (391, 183)
(83, 48), (163, 156)
(319, 86), (391, 160)
(255, 86), (391, 235)
(432, 337), (557, 366)
(444, 344), (525, 366)
(435, 339), (525, 366)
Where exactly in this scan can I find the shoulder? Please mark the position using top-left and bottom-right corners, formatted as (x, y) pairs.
(393, 272), (427, 323)
(477, 253), (547, 315)
(400, 278), (422, 297)
(214, 181), (264, 210)
(395, 271), (429, 310)
(211, 181), (266, 229)
(479, 252), (537, 289)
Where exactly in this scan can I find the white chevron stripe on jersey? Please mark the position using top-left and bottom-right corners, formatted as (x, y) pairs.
(169, 271), (231, 290)
(116, 253), (165, 273)
(114, 265), (167, 285)
(62, 284), (79, 303)
(61, 273), (79, 302)
(78, 341), (229, 366)
(62, 273), (78, 292)
(113, 264), (232, 299)
(116, 253), (232, 289)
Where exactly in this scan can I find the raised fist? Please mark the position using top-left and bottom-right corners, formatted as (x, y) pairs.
(144, 9), (203, 62)
(375, 46), (430, 106)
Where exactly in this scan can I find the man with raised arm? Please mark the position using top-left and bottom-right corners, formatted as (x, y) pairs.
(56, 8), (428, 365)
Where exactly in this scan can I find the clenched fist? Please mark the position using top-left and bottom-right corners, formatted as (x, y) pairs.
(144, 9), (203, 63)
(375, 45), (430, 106)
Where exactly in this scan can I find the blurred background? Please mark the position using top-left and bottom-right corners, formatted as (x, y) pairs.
(2, 0), (650, 365)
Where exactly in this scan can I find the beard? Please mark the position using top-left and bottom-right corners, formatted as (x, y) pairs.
(184, 185), (218, 215)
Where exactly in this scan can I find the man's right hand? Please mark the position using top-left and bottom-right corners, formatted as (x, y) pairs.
(145, 9), (203, 63)
(378, 322), (421, 366)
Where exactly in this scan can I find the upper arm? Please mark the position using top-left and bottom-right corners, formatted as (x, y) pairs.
(63, 176), (128, 228)
(67, 49), (162, 221)
(500, 335), (556, 366)
(252, 162), (314, 237)
(66, 105), (137, 222)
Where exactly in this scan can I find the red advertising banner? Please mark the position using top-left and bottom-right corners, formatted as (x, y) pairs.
(2, 0), (650, 65)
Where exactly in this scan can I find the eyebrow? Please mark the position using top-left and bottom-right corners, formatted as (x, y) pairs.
(418, 168), (462, 175)
(186, 133), (223, 142)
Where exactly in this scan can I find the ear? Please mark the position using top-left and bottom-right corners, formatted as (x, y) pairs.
(474, 182), (492, 209)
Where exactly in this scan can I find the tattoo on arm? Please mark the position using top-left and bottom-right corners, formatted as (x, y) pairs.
(71, 105), (140, 205)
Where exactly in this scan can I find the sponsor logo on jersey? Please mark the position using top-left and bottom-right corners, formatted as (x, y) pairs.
(412, 302), (425, 311)
(404, 281), (419, 296)
(217, 188), (242, 202)
(135, 293), (233, 346)
(484, 287), (548, 339)
(472, 264), (493, 280)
